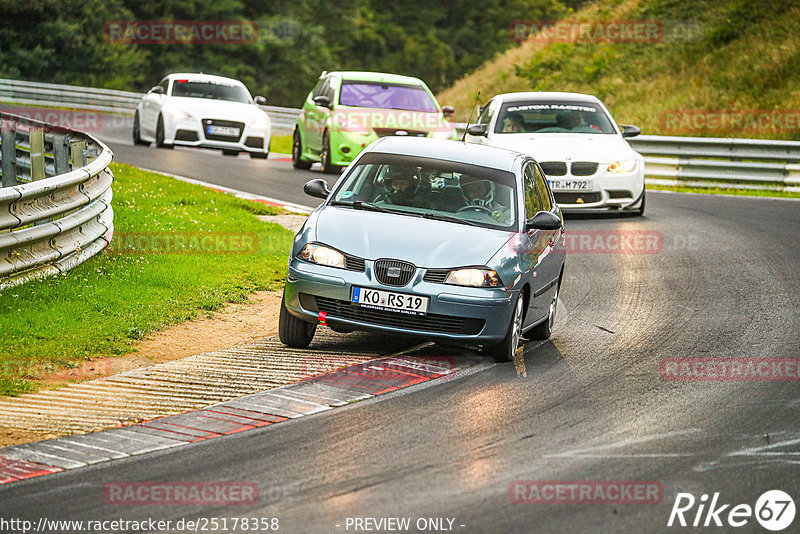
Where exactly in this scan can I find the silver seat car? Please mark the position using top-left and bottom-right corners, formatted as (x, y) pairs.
(279, 137), (566, 362)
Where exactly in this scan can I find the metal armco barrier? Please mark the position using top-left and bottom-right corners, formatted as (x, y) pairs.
(628, 135), (800, 192)
(0, 112), (114, 288)
(0, 78), (298, 134)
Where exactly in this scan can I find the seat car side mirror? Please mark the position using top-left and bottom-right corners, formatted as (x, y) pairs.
(620, 124), (641, 138)
(254, 96), (267, 105)
(313, 95), (331, 108)
(525, 211), (562, 231)
(303, 179), (331, 199)
(466, 123), (488, 137)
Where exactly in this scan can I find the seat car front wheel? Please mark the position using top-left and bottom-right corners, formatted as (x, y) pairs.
(278, 293), (317, 348)
(487, 294), (524, 362)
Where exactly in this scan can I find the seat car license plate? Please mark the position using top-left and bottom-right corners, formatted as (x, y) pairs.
(351, 287), (429, 316)
(207, 125), (240, 136)
(549, 179), (593, 191)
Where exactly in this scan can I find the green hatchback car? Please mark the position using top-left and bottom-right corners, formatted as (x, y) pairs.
(292, 71), (457, 174)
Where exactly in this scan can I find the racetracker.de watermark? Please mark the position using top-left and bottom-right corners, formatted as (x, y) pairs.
(509, 480), (663, 504)
(106, 232), (259, 255)
(104, 482), (258, 505)
(660, 358), (800, 382)
(1, 106), (102, 133)
(661, 109), (800, 134)
(301, 356), (457, 381)
(330, 109), (454, 135)
(509, 19), (703, 43)
(105, 20), (259, 44)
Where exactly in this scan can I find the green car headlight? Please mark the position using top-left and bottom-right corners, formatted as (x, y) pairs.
(298, 244), (345, 268)
(444, 268), (503, 288)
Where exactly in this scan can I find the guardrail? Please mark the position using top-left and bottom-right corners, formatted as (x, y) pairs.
(0, 112), (114, 288)
(0, 78), (298, 134)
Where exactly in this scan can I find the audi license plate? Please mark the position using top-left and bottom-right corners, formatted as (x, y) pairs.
(351, 287), (429, 316)
(549, 179), (592, 191)
(207, 125), (240, 136)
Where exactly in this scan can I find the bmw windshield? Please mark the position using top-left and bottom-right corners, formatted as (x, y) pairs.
(495, 101), (616, 134)
(330, 153), (518, 231)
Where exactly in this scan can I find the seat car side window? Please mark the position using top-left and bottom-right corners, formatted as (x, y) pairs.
(533, 165), (554, 212)
(523, 163), (543, 219)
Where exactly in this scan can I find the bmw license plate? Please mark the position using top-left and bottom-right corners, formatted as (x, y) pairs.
(207, 125), (240, 136)
(351, 287), (429, 316)
(549, 179), (592, 191)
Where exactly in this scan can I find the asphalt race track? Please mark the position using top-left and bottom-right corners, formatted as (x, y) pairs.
(2, 113), (799, 532)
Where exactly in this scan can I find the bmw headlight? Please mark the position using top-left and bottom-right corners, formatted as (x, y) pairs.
(298, 243), (345, 268)
(250, 114), (269, 130)
(444, 268), (503, 288)
(607, 160), (638, 173)
(167, 108), (192, 121)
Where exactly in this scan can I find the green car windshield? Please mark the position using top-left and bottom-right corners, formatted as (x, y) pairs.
(339, 82), (438, 113)
(331, 153), (518, 231)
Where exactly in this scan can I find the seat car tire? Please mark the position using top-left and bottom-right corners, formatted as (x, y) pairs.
(488, 294), (524, 362)
(279, 293), (317, 348)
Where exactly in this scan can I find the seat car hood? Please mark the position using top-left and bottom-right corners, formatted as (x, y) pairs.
(312, 207), (513, 267)
(490, 133), (640, 162)
(167, 97), (266, 121)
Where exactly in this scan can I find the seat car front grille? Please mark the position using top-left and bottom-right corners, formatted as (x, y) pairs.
(344, 254), (366, 272)
(540, 161), (567, 176)
(374, 259), (415, 286)
(315, 296), (484, 335)
(423, 269), (450, 284)
(570, 162), (599, 176)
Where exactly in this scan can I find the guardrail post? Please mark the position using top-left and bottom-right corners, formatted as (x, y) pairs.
(52, 134), (70, 175)
(1, 120), (17, 187)
(29, 128), (45, 181)
(70, 138), (86, 167)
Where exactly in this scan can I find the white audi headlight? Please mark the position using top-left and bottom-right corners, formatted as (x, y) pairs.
(444, 268), (503, 288)
(167, 108), (192, 121)
(250, 114), (269, 130)
(298, 244), (345, 268)
(607, 160), (638, 173)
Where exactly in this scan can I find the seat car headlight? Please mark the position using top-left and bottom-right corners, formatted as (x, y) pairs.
(167, 108), (192, 121)
(607, 160), (638, 173)
(444, 268), (503, 288)
(250, 114), (269, 130)
(298, 243), (345, 268)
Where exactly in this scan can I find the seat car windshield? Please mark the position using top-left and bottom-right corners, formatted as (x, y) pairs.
(494, 101), (616, 134)
(171, 80), (251, 103)
(339, 82), (438, 112)
(330, 153), (518, 230)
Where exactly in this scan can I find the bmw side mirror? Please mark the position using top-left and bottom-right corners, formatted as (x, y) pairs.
(254, 96), (267, 105)
(442, 105), (455, 118)
(149, 86), (165, 95)
(525, 211), (562, 231)
(620, 124), (641, 138)
(466, 123), (488, 137)
(303, 179), (331, 199)
(313, 95), (331, 108)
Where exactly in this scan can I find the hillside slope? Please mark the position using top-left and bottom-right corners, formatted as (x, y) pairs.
(437, 0), (800, 139)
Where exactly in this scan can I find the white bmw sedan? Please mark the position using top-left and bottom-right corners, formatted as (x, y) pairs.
(133, 73), (271, 159)
(465, 92), (645, 215)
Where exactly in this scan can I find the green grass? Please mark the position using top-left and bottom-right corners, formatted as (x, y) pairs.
(0, 163), (294, 396)
(271, 134), (292, 155)
(438, 0), (800, 140)
(647, 183), (800, 199)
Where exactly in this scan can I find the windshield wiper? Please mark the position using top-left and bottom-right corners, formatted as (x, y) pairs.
(421, 212), (481, 227)
(330, 200), (392, 213)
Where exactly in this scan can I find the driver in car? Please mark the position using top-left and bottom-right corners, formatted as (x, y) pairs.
(459, 174), (511, 224)
(375, 165), (429, 207)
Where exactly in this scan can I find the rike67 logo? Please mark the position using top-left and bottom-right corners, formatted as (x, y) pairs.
(668, 490), (795, 531)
